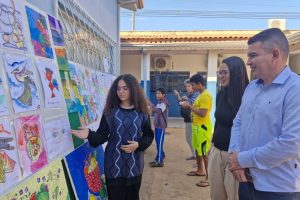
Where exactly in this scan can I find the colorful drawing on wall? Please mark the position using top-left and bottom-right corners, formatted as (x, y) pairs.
(65, 142), (106, 200)
(75, 63), (89, 95)
(3, 53), (40, 113)
(97, 72), (107, 96)
(89, 71), (103, 117)
(3, 159), (70, 200)
(68, 62), (77, 83)
(15, 114), (47, 178)
(43, 117), (73, 161)
(25, 6), (53, 58)
(82, 95), (98, 123)
(65, 97), (87, 125)
(55, 48), (69, 71)
(90, 69), (97, 94)
(103, 56), (109, 73)
(71, 81), (81, 102)
(84, 68), (92, 95)
(60, 70), (87, 124)
(36, 59), (63, 108)
(48, 15), (65, 46)
(0, 0), (27, 51)
(0, 117), (21, 195)
(0, 77), (9, 116)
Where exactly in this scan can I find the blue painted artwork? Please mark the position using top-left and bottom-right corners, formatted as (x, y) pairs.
(65, 142), (106, 200)
(25, 6), (53, 58)
(3, 53), (40, 113)
(48, 15), (65, 46)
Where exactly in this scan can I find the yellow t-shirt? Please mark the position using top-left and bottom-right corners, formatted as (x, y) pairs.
(192, 89), (213, 126)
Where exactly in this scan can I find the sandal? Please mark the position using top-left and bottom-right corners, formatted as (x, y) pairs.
(196, 180), (210, 187)
(187, 171), (205, 176)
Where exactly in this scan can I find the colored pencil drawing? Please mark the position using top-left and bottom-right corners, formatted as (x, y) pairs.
(82, 95), (98, 123)
(65, 142), (106, 200)
(48, 15), (65, 46)
(25, 6), (53, 58)
(55, 48), (69, 71)
(36, 59), (63, 108)
(94, 71), (106, 116)
(3, 53), (40, 113)
(74, 63), (89, 95)
(68, 62), (77, 83)
(0, 77), (9, 116)
(43, 117), (73, 161)
(0, 117), (21, 195)
(0, 0), (27, 51)
(3, 159), (70, 200)
(103, 56), (109, 73)
(15, 114), (47, 178)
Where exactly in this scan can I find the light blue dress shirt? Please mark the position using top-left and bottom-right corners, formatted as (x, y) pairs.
(229, 66), (300, 192)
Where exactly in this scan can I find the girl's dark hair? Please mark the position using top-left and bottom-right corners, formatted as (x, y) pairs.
(222, 56), (249, 114)
(104, 74), (149, 114)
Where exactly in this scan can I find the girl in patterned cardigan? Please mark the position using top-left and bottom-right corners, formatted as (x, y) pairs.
(72, 74), (154, 200)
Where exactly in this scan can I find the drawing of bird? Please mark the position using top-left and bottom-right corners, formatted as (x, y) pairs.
(11, 63), (36, 106)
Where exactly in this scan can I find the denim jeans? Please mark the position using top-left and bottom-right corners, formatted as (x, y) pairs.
(239, 182), (300, 200)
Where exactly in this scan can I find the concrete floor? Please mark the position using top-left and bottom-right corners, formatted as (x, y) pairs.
(140, 119), (210, 200)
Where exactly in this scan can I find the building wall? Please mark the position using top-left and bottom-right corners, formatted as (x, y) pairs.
(75, 0), (119, 43)
(26, 0), (57, 16)
(169, 54), (208, 75)
(289, 54), (300, 74)
(121, 54), (208, 82)
(121, 55), (142, 82)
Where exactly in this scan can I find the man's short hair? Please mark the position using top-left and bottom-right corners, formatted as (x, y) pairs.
(190, 74), (205, 86)
(248, 28), (289, 60)
(156, 87), (166, 94)
(184, 79), (190, 85)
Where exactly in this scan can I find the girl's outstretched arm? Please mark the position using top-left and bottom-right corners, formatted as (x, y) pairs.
(71, 114), (109, 148)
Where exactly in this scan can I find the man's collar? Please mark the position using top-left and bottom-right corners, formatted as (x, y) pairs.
(255, 66), (291, 85)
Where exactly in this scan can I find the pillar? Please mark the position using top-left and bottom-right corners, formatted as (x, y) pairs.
(140, 51), (151, 98)
(207, 50), (218, 124)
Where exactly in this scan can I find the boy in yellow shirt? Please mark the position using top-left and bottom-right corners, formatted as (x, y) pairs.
(181, 73), (213, 187)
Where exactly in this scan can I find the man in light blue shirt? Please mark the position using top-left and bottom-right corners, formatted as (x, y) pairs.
(228, 28), (300, 200)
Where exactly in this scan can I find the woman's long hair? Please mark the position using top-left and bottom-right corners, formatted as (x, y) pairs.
(222, 56), (249, 114)
(104, 74), (149, 114)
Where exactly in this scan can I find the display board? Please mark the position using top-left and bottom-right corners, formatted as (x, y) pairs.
(0, 0), (116, 198)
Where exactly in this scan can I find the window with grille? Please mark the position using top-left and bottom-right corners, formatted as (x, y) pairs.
(57, 0), (117, 74)
(150, 71), (191, 92)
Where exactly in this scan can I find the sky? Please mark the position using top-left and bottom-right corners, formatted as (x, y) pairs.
(120, 0), (300, 31)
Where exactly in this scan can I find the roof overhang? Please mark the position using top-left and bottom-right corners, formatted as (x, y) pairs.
(288, 32), (300, 44)
(121, 41), (248, 51)
(287, 32), (300, 54)
(121, 30), (300, 53)
(121, 30), (257, 51)
(119, 0), (144, 11)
